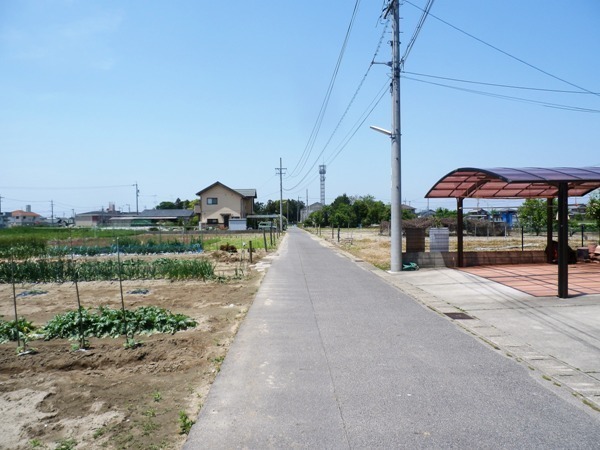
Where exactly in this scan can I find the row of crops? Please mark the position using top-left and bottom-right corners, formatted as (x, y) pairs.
(0, 306), (196, 343)
(0, 257), (217, 283)
(0, 306), (198, 353)
(0, 236), (204, 259)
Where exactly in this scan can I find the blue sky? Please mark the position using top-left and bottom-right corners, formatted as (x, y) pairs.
(1, 0), (599, 219)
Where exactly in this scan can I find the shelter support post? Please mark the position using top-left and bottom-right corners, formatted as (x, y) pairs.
(546, 199), (553, 263)
(457, 198), (464, 267)
(557, 183), (569, 298)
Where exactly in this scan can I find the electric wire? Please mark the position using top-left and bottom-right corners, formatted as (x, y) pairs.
(326, 82), (389, 166)
(404, 71), (600, 95)
(284, 81), (389, 193)
(401, 0), (435, 67)
(402, 75), (600, 113)
(0, 184), (133, 190)
(292, 20), (389, 182)
(288, 0), (362, 178)
(284, 19), (389, 192)
(403, 0), (600, 97)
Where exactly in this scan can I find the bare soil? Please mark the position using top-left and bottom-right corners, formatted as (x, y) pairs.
(313, 227), (597, 269)
(0, 250), (268, 450)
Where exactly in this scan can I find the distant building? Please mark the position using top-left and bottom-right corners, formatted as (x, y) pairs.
(75, 204), (122, 227)
(195, 181), (257, 229)
(301, 202), (323, 222)
(10, 205), (42, 227)
(110, 209), (195, 227)
(496, 209), (518, 227)
(0, 212), (11, 228)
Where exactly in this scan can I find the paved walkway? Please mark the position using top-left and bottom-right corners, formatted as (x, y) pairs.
(185, 228), (600, 449)
(459, 263), (600, 297)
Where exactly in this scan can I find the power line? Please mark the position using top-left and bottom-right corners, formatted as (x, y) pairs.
(403, 0), (599, 97)
(288, 0), (362, 178)
(400, 0), (435, 67)
(404, 71), (600, 95)
(286, 17), (390, 192)
(284, 81), (389, 193)
(288, 21), (389, 186)
(403, 75), (600, 113)
(0, 184), (133, 190)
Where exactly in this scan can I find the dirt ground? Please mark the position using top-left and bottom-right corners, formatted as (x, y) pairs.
(0, 250), (268, 450)
(311, 227), (598, 269)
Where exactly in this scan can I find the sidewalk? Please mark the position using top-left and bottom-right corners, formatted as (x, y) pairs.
(184, 228), (600, 449)
(372, 263), (600, 412)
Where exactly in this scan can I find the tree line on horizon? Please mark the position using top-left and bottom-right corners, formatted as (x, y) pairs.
(153, 190), (600, 233)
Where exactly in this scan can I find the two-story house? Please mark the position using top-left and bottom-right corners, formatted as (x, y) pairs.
(11, 207), (42, 227)
(195, 182), (257, 229)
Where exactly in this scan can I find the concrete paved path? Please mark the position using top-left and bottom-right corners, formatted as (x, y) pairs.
(185, 228), (600, 449)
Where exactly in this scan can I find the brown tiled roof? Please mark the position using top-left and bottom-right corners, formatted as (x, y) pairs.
(11, 210), (41, 217)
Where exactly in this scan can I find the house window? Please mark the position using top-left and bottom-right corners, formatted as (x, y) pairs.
(207, 198), (218, 205)
(207, 219), (219, 224)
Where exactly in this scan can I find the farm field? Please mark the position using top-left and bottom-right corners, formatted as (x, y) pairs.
(0, 230), (278, 450)
(309, 226), (599, 270)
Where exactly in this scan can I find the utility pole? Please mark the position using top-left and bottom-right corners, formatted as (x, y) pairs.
(134, 182), (140, 214)
(0, 194), (2, 213)
(51, 200), (54, 224)
(275, 158), (287, 232)
(306, 189), (309, 221)
(387, 0), (402, 272)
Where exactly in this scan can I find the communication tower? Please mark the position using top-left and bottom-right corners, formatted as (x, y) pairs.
(319, 165), (326, 205)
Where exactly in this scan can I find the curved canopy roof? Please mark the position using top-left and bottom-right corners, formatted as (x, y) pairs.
(426, 167), (600, 199)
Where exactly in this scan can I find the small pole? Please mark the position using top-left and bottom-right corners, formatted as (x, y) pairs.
(337, 226), (340, 242)
(116, 238), (130, 346)
(11, 256), (20, 350)
(249, 240), (253, 263)
(581, 224), (584, 247)
(263, 229), (268, 251)
(521, 226), (524, 251)
(71, 236), (86, 349)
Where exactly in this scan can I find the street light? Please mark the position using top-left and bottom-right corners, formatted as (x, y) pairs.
(370, 125), (402, 273)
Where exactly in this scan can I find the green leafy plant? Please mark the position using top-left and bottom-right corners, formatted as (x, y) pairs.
(92, 427), (106, 439)
(0, 317), (36, 343)
(178, 411), (195, 435)
(29, 438), (45, 448)
(43, 306), (197, 340)
(0, 257), (217, 284)
(54, 438), (77, 450)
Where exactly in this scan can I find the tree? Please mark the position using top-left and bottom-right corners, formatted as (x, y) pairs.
(402, 208), (417, 220)
(586, 191), (600, 232)
(434, 207), (457, 219)
(156, 198), (193, 210)
(518, 199), (552, 235)
(156, 201), (177, 210)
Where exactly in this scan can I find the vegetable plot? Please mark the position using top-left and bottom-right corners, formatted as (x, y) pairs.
(0, 258), (217, 283)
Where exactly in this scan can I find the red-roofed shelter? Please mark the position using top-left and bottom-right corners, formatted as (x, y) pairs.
(426, 167), (600, 298)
